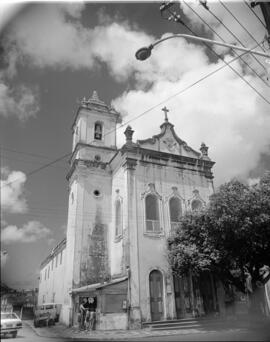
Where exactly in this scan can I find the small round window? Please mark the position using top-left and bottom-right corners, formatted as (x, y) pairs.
(93, 190), (101, 197)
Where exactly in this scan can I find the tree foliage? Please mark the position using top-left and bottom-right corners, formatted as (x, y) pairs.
(167, 172), (270, 294)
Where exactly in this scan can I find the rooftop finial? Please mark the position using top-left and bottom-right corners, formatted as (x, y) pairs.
(91, 90), (99, 101)
(162, 106), (169, 122)
(124, 125), (134, 143)
(200, 142), (209, 156)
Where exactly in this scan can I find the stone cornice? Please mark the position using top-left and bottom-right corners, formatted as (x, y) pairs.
(69, 142), (117, 164)
(66, 158), (110, 180)
(122, 157), (137, 170)
(40, 238), (66, 269)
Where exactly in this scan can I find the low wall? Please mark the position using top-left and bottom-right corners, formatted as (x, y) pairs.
(60, 305), (72, 326)
(98, 313), (128, 330)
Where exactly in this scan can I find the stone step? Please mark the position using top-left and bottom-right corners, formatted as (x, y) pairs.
(143, 317), (228, 331)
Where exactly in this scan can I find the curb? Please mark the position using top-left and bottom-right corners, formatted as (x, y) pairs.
(23, 320), (270, 341)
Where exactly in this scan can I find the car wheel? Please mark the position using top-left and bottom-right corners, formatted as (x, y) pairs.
(48, 318), (54, 326)
(12, 331), (17, 338)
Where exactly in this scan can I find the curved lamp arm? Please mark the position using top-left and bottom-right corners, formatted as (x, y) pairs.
(135, 34), (270, 60)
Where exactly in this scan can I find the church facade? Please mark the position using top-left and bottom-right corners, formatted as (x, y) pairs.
(38, 91), (225, 329)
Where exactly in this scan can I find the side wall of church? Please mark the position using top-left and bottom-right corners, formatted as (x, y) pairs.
(38, 247), (66, 310)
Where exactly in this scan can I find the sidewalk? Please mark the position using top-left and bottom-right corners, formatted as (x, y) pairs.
(24, 319), (266, 341)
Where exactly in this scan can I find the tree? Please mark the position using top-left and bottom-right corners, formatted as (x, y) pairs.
(167, 173), (270, 308)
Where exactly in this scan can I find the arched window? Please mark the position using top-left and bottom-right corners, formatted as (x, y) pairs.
(169, 197), (182, 222)
(145, 194), (160, 232)
(191, 199), (202, 211)
(115, 199), (122, 237)
(94, 122), (102, 140)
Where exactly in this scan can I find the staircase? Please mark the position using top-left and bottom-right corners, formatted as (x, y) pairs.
(142, 317), (232, 331)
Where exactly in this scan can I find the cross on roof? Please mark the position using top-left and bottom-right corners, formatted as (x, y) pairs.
(162, 106), (169, 122)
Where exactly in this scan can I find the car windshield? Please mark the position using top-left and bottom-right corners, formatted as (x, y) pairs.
(45, 305), (54, 309)
(1, 313), (18, 319)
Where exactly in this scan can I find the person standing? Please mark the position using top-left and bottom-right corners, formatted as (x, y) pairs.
(85, 297), (97, 331)
(79, 298), (87, 330)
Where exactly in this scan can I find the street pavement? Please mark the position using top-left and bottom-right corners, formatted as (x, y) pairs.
(22, 318), (270, 341)
(1, 322), (63, 342)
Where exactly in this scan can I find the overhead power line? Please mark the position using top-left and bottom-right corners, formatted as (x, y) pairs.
(220, 1), (266, 53)
(1, 47), (257, 190)
(200, 1), (268, 77)
(1, 152), (71, 189)
(184, 1), (269, 85)
(179, 1), (270, 104)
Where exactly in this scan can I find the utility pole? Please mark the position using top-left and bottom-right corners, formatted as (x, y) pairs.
(251, 2), (270, 40)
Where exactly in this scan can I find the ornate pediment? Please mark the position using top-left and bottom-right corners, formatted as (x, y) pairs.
(137, 120), (200, 158)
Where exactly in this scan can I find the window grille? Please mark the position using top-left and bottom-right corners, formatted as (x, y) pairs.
(191, 199), (202, 211)
(169, 197), (182, 232)
(145, 194), (161, 232)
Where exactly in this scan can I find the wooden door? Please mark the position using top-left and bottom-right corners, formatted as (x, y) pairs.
(199, 273), (216, 314)
(149, 270), (164, 321)
(174, 275), (193, 318)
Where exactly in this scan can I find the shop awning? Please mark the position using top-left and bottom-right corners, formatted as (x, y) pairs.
(70, 276), (128, 294)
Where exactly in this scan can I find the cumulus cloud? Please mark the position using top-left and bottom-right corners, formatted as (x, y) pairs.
(1, 221), (51, 244)
(112, 49), (270, 185)
(2, 3), (270, 184)
(1, 167), (28, 214)
(0, 80), (39, 120)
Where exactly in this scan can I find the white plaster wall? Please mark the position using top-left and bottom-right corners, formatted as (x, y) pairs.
(38, 248), (66, 307)
(110, 167), (127, 276)
(99, 313), (128, 330)
(62, 178), (81, 325)
(130, 161), (214, 322)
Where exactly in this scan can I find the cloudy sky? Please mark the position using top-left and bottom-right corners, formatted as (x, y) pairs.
(1, 1), (269, 290)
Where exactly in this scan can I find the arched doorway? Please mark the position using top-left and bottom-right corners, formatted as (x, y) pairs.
(149, 270), (164, 321)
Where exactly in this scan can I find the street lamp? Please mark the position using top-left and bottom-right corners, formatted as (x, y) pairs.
(135, 34), (270, 60)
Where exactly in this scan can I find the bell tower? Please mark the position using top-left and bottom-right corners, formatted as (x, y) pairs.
(71, 90), (122, 159)
(63, 91), (122, 324)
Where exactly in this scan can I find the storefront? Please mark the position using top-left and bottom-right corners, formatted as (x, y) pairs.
(71, 276), (128, 330)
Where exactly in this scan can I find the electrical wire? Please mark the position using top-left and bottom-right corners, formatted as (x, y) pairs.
(180, 1), (270, 103)
(244, 0), (267, 30)
(1, 152), (71, 189)
(1, 155), (67, 170)
(183, 1), (269, 85)
(3, 8), (270, 191)
(201, 1), (268, 76)
(220, 0), (266, 53)
(1, 43), (266, 192)
(1, 147), (68, 163)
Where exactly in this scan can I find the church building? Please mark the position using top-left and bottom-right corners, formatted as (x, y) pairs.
(38, 91), (224, 330)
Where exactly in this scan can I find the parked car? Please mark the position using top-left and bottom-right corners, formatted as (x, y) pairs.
(0, 312), (22, 338)
(33, 303), (62, 327)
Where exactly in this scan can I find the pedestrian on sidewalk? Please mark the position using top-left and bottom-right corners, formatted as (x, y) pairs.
(79, 297), (87, 330)
(85, 297), (96, 331)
